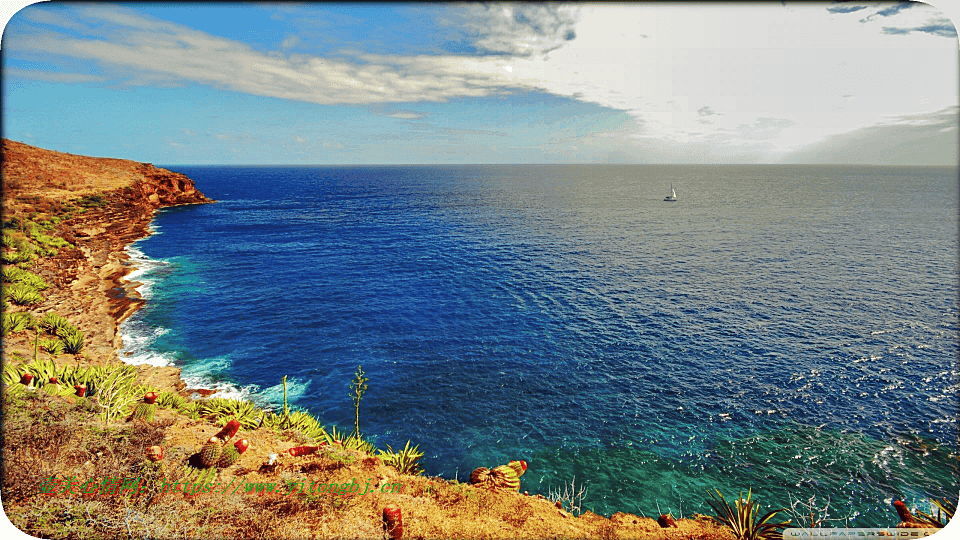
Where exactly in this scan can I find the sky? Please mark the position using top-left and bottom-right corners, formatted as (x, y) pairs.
(1, 1), (958, 165)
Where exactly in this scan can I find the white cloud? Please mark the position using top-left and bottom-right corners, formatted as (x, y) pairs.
(6, 3), (958, 163)
(3, 67), (106, 83)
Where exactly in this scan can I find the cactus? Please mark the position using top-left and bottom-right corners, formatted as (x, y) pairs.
(146, 445), (164, 462)
(42, 377), (61, 396)
(216, 439), (249, 468)
(200, 436), (222, 468)
(491, 465), (521, 491)
(470, 467), (492, 486)
(215, 419), (241, 443)
(383, 504), (403, 540)
(508, 459), (528, 477)
(131, 392), (159, 422)
(132, 402), (157, 422)
(470, 465), (520, 490)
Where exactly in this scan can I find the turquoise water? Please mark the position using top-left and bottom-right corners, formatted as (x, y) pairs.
(119, 165), (958, 525)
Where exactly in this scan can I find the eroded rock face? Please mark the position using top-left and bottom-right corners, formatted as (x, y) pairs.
(1, 139), (212, 372)
(134, 163), (207, 207)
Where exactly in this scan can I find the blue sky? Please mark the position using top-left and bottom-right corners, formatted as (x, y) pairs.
(1, 1), (958, 165)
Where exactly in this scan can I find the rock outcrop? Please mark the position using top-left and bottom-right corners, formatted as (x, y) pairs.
(1, 139), (212, 383)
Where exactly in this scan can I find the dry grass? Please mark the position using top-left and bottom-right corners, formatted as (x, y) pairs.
(2, 139), (149, 199)
(1, 385), (744, 540)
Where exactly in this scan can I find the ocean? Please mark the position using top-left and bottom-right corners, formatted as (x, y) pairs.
(118, 164), (958, 525)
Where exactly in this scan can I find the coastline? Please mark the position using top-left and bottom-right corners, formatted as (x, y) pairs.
(2, 139), (935, 539)
(1, 138), (214, 391)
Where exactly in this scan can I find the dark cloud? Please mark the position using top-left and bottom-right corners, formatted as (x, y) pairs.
(875, 1), (915, 18)
(826, 5), (869, 14)
(882, 21), (958, 37)
(456, 4), (580, 56)
(859, 1), (915, 22)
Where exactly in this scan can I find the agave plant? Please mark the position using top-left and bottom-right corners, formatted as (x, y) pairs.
(287, 410), (329, 442)
(343, 433), (377, 454)
(2, 312), (35, 335)
(182, 402), (203, 420)
(706, 489), (791, 540)
(39, 338), (65, 355)
(379, 441), (425, 476)
(5, 283), (43, 306)
(157, 391), (187, 410)
(59, 328), (84, 354)
(40, 312), (73, 335)
(2, 362), (28, 386)
(212, 399), (261, 429)
(2, 267), (49, 289)
(26, 357), (59, 382)
(917, 497), (957, 528)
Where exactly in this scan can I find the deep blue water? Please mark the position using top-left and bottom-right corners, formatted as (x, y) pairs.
(120, 165), (959, 525)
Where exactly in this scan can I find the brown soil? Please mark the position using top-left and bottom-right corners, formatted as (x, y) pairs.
(1, 139), (741, 539)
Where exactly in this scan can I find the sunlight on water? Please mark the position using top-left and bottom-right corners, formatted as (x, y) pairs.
(121, 164), (958, 526)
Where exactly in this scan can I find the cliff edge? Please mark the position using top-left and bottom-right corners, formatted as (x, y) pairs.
(1, 139), (211, 385)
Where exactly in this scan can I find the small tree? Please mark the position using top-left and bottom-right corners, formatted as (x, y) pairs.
(349, 365), (369, 438)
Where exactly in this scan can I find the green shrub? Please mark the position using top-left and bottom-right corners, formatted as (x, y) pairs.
(40, 312), (73, 335)
(5, 283), (43, 305)
(1, 230), (21, 248)
(75, 194), (108, 208)
(33, 233), (72, 255)
(378, 440), (425, 475)
(706, 489), (791, 540)
(2, 267), (49, 290)
(59, 328), (84, 354)
(2, 312), (36, 335)
(157, 391), (187, 410)
(39, 338), (65, 355)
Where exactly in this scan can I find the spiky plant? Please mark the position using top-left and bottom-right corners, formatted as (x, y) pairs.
(706, 489), (791, 540)
(210, 399), (261, 429)
(508, 460), (528, 477)
(25, 357), (58, 383)
(182, 402), (202, 420)
(132, 402), (157, 422)
(379, 441), (425, 476)
(2, 312), (35, 335)
(343, 433), (377, 454)
(917, 497), (957, 528)
(39, 338), (64, 355)
(157, 391), (187, 410)
(1, 267), (49, 290)
(216, 439), (249, 468)
(200, 436), (223, 468)
(59, 328), (84, 354)
(40, 312), (73, 335)
(491, 465), (521, 490)
(6, 283), (43, 305)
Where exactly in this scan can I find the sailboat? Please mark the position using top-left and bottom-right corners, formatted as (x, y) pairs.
(664, 184), (677, 202)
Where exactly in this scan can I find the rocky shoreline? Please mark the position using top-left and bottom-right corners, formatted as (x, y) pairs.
(1, 138), (213, 391)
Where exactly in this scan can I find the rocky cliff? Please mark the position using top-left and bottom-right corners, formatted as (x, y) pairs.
(1, 139), (212, 387)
